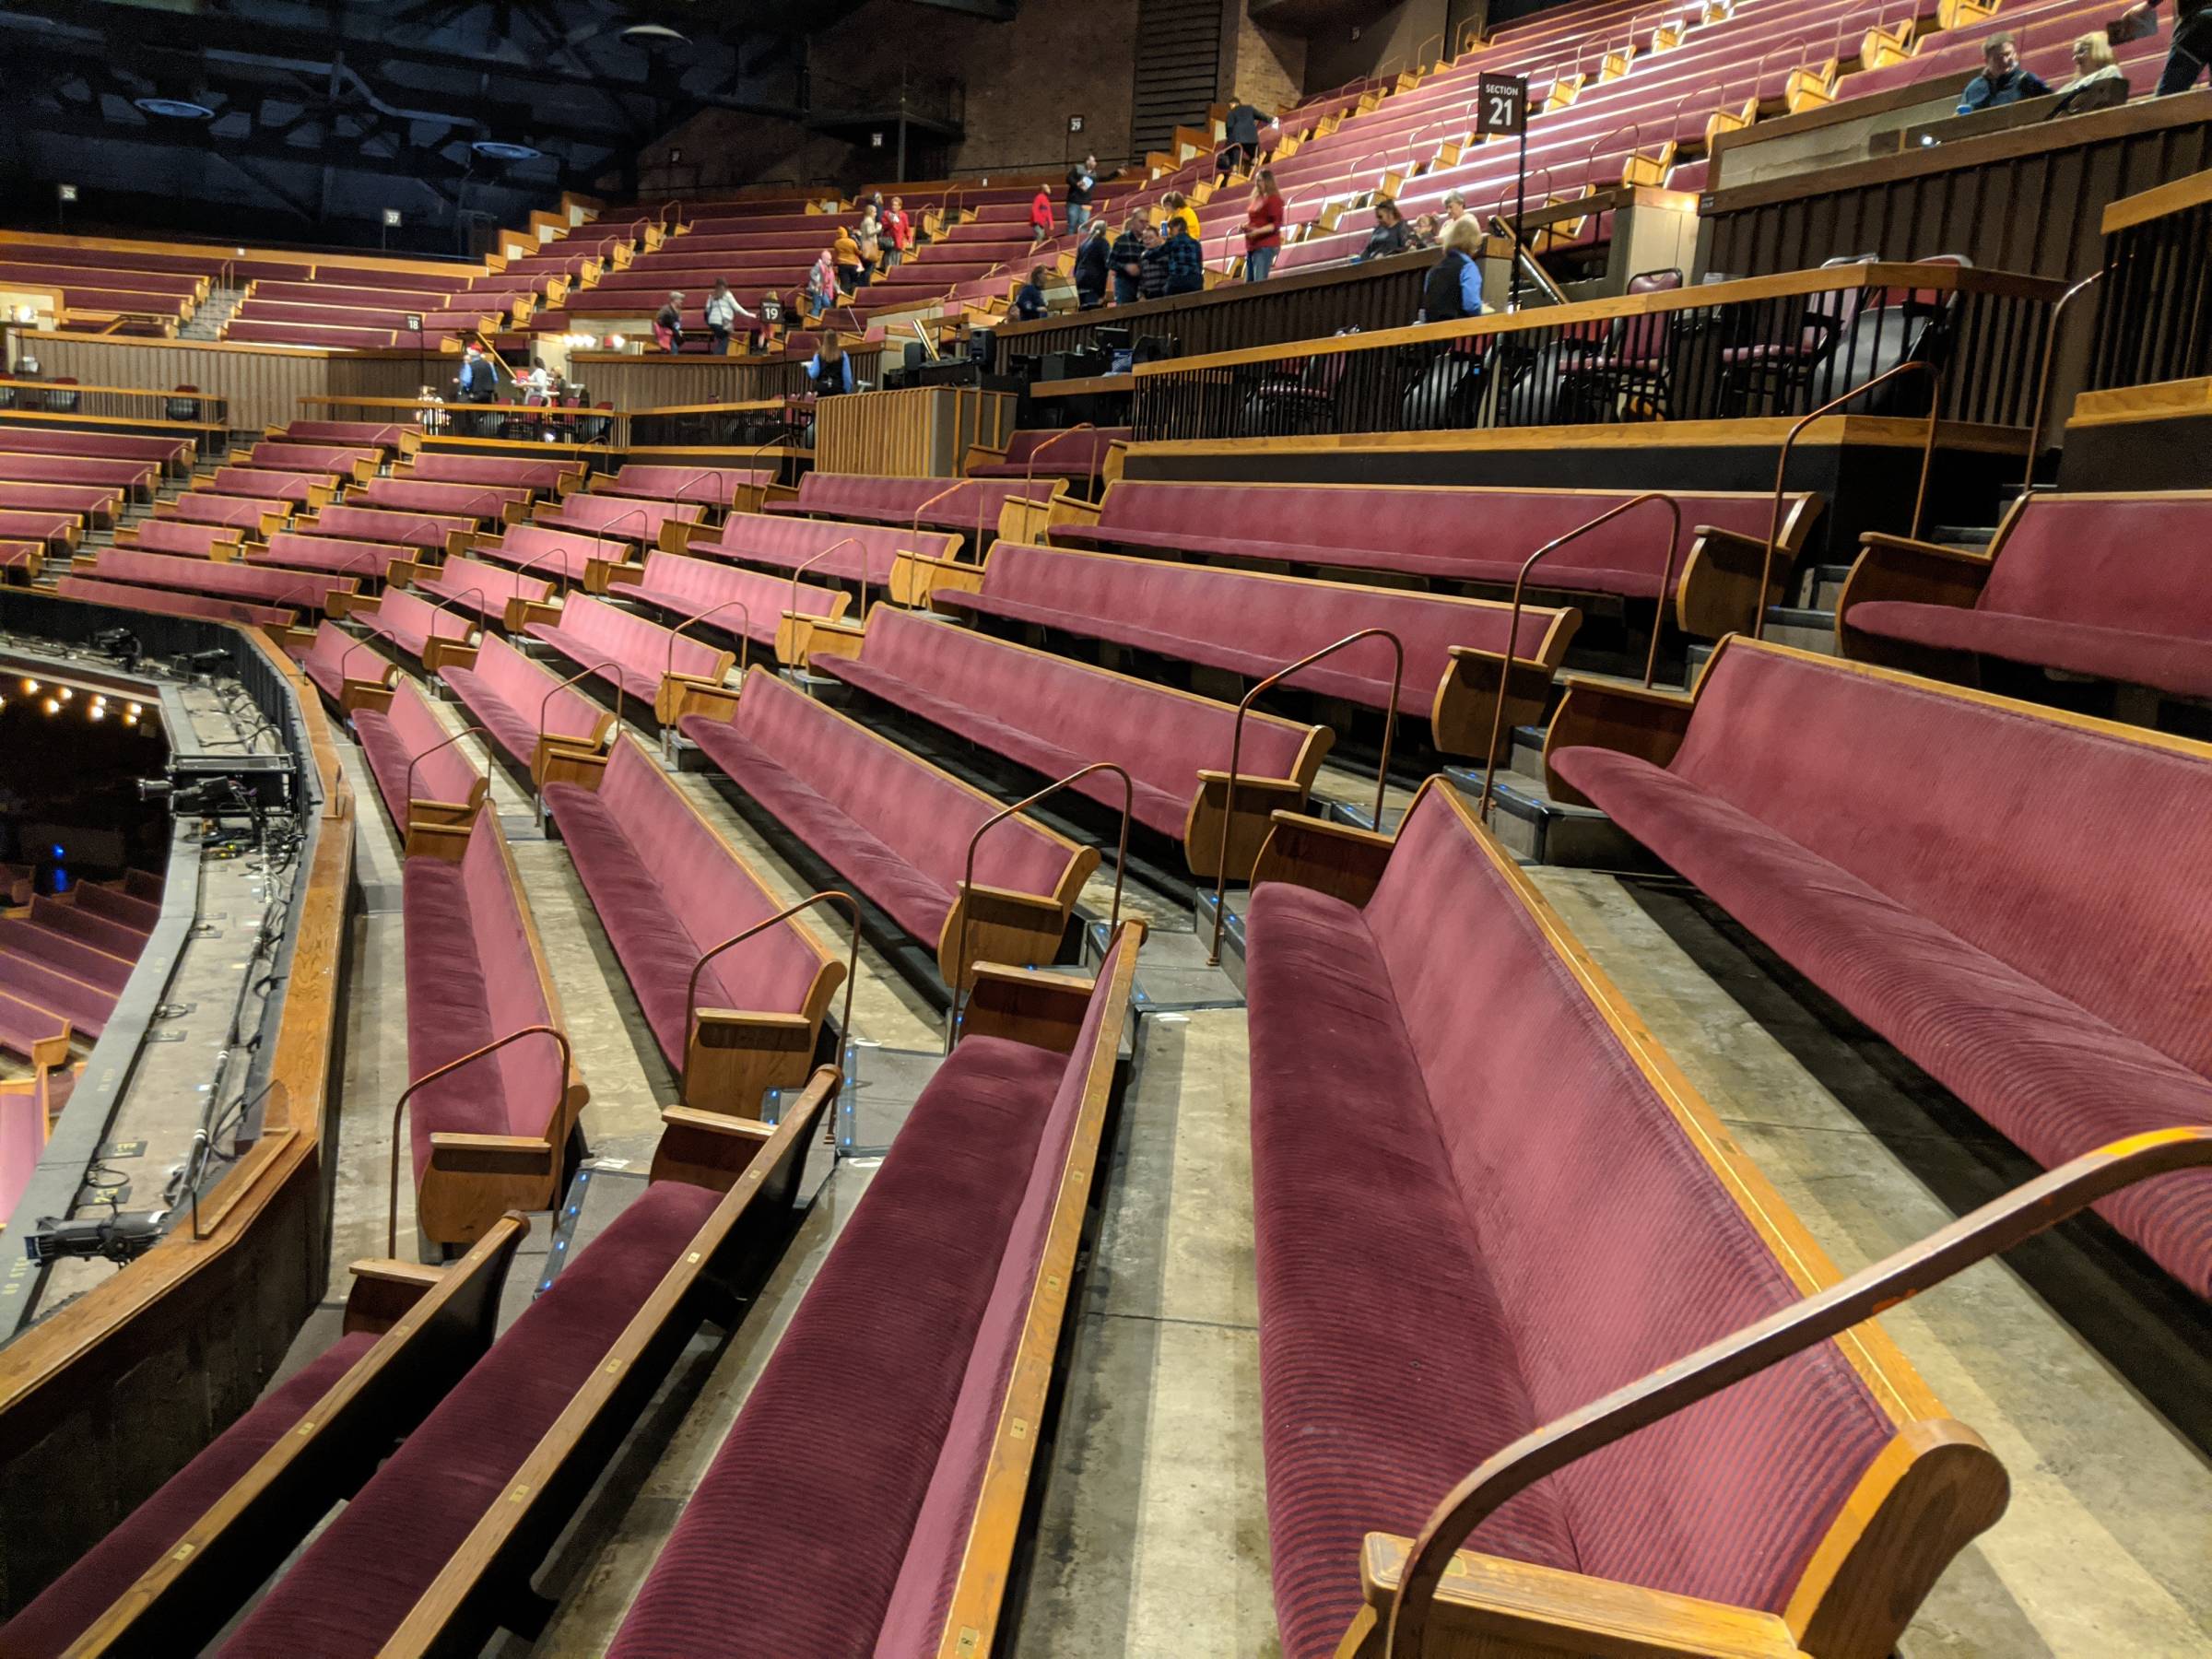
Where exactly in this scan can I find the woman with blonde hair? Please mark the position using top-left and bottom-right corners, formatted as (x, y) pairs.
(2052, 31), (2131, 113)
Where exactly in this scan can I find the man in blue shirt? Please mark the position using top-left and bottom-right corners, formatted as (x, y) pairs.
(1147, 218), (1206, 296)
(1957, 34), (2052, 112)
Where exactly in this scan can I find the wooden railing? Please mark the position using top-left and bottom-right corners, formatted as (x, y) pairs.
(2086, 167), (2212, 394)
(0, 378), (229, 430)
(294, 393), (629, 449)
(1130, 264), (2064, 441)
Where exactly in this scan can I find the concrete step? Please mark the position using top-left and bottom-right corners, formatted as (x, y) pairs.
(1926, 524), (1998, 549)
(1804, 564), (1853, 611)
(1438, 766), (1650, 867)
(1761, 606), (1836, 654)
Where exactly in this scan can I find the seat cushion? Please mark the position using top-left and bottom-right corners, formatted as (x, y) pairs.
(1247, 882), (1576, 1659)
(606, 1038), (1068, 1659)
(0, 1332), (379, 1659)
(541, 783), (699, 1065)
(221, 1180), (722, 1659)
(678, 715), (955, 944)
(1848, 601), (2212, 702)
(399, 859), (505, 1176)
(1554, 745), (2212, 1294)
(442, 666), (540, 772)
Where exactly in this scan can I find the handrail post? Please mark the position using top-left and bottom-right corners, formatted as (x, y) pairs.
(427, 585), (488, 648)
(1478, 493), (1681, 823)
(660, 599), (751, 761)
(335, 635), (390, 694)
(1208, 629), (1405, 966)
(1021, 421), (1097, 501)
(1757, 359), (1937, 640)
(678, 890), (862, 1112)
(950, 762), (1134, 1051)
(786, 537), (862, 652)
(389, 1024), (572, 1255)
(403, 724), (488, 811)
(1380, 1127), (2212, 1657)
(535, 658), (623, 829)
(2021, 270), (2102, 499)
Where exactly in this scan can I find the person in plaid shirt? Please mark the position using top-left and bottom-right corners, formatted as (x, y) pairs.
(1147, 216), (1206, 296)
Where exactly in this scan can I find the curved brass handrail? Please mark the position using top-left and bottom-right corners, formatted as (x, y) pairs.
(509, 538), (572, 606)
(665, 597), (752, 688)
(1584, 121), (1644, 184)
(2022, 270), (2102, 498)
(678, 889), (862, 1107)
(425, 585), (488, 652)
(910, 477), (970, 541)
(601, 502), (653, 549)
(403, 724), (487, 810)
(534, 658), (624, 827)
(950, 762), (1133, 1052)
(787, 536), (863, 641)
(1022, 421), (1098, 500)
(1478, 492), (1681, 823)
(1381, 1127), (2212, 1656)
(388, 1023), (572, 1254)
(335, 633), (393, 692)
(1208, 629), (1404, 966)
(1755, 359), (1937, 640)
(1745, 38), (1809, 108)
(1413, 30), (1444, 73)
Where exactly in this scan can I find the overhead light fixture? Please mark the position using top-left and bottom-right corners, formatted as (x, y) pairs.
(21, 678), (37, 694)
(89, 705), (104, 721)
(620, 22), (689, 46)
(134, 97), (218, 121)
(41, 698), (58, 714)
(471, 140), (543, 161)
(56, 687), (71, 701)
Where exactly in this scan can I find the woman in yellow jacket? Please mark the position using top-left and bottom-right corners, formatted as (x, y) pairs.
(1160, 192), (1201, 241)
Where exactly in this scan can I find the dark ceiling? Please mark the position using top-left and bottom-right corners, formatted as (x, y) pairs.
(0, 0), (964, 252)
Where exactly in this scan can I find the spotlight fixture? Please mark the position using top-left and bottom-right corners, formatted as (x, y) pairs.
(471, 139), (544, 161)
(133, 97), (218, 121)
(89, 705), (104, 721)
(56, 687), (71, 701)
(21, 678), (36, 694)
(41, 698), (58, 714)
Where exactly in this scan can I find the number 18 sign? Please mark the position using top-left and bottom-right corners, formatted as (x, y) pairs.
(1476, 73), (1529, 136)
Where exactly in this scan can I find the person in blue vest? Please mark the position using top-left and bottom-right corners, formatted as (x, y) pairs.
(455, 343), (499, 435)
(805, 335), (856, 396)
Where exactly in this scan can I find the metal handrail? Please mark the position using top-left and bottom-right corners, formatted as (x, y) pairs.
(1746, 39), (1809, 108)
(2022, 270), (2103, 497)
(535, 658), (623, 826)
(509, 537), (573, 606)
(1381, 1127), (2212, 1657)
(388, 1024), (572, 1254)
(1022, 421), (1098, 499)
(335, 633), (392, 692)
(1414, 31), (1444, 73)
(404, 724), (487, 810)
(910, 477), (970, 540)
(601, 503), (653, 550)
(665, 597), (751, 688)
(786, 536), (864, 641)
(678, 890), (862, 1106)
(949, 762), (1133, 1052)
(1477, 493), (1682, 823)
(424, 585), (488, 651)
(1208, 630), (1403, 965)
(1755, 359), (1937, 639)
(1584, 121), (1644, 184)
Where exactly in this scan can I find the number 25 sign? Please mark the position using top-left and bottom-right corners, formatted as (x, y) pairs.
(1476, 73), (1529, 136)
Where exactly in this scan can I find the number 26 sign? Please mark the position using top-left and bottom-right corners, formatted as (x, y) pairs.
(1476, 73), (1529, 136)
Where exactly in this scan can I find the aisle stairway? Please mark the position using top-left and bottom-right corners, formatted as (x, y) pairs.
(179, 283), (247, 342)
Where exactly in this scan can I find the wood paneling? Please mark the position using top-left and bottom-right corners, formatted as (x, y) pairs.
(564, 347), (887, 412)
(816, 387), (1018, 476)
(27, 334), (344, 434)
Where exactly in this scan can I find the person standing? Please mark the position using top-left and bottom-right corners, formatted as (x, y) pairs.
(1031, 185), (1055, 247)
(653, 291), (686, 352)
(1074, 217), (1111, 308)
(1153, 215), (1206, 296)
(1957, 33), (2053, 110)
(832, 225), (865, 291)
(855, 206), (883, 278)
(1137, 222), (1171, 300)
(807, 249), (840, 318)
(703, 279), (753, 355)
(2117, 0), (2212, 92)
(1066, 153), (1098, 235)
(1218, 94), (1269, 183)
(884, 195), (912, 268)
(456, 343), (499, 433)
(1242, 166), (1286, 281)
(1417, 217), (1487, 324)
(1110, 212), (1148, 305)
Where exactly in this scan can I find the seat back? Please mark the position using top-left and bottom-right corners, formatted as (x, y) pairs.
(365, 479), (527, 515)
(475, 634), (606, 746)
(380, 586), (475, 646)
(460, 815), (565, 1137)
(171, 492), (282, 527)
(318, 506), (473, 546)
(559, 594), (724, 679)
(557, 493), (703, 535)
(732, 666), (1080, 899)
(1671, 640), (2212, 1079)
(411, 453), (572, 489)
(1357, 783), (1899, 1609)
(431, 556), (549, 610)
(133, 519), (237, 558)
(388, 680), (483, 807)
(261, 533), (395, 575)
(251, 442), (377, 475)
(91, 547), (345, 607)
(794, 473), (932, 516)
(607, 465), (771, 504)
(1981, 493), (2212, 641)
(699, 512), (958, 582)
(635, 551), (844, 620)
(488, 524), (618, 579)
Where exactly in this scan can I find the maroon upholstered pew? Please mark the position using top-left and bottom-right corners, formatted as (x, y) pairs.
(920, 539), (1582, 757)
(1839, 489), (2212, 702)
(585, 463), (773, 510)
(283, 620), (398, 711)
(249, 532), (413, 582)
(77, 882), (157, 933)
(1241, 780), (2006, 1656)
(58, 575), (292, 629)
(406, 554), (555, 629)
(159, 490), (288, 535)
(760, 472), (1043, 544)
(247, 441), (382, 482)
(0, 992), (67, 1065)
(0, 481), (123, 525)
(357, 477), (531, 523)
(1547, 639), (2212, 1293)
(682, 666), (1098, 990)
(470, 523), (625, 589)
(439, 631), (616, 779)
(216, 1066), (842, 1658)
(1049, 480), (1823, 637)
(0, 507), (84, 553)
(0, 914), (134, 994)
(542, 735), (847, 1112)
(397, 809), (585, 1251)
(298, 504), (475, 558)
(0, 540), (41, 583)
(338, 585), (480, 669)
(0, 1222), (526, 1659)
(347, 677), (488, 831)
(606, 924), (1144, 1659)
(0, 944), (117, 1039)
(113, 517), (241, 560)
(519, 592), (733, 722)
(962, 424), (1132, 483)
(684, 511), (962, 606)
(812, 606), (1331, 877)
(275, 418), (418, 453)
(395, 452), (582, 495)
(598, 548), (848, 658)
(0, 452), (158, 500)
(204, 465), (341, 509)
(0, 429), (194, 475)
(534, 489), (706, 552)
(79, 547), (353, 616)
(223, 319), (400, 349)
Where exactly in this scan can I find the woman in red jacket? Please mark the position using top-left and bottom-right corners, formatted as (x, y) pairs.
(1030, 187), (1053, 247)
(1243, 167), (1286, 281)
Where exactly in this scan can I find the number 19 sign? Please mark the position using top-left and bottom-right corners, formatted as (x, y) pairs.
(1476, 73), (1528, 136)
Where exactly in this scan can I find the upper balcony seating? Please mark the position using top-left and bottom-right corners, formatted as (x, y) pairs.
(406, 555), (556, 629)
(760, 473), (1043, 542)
(598, 549), (849, 658)
(1242, 780), (2007, 1658)
(0, 989), (67, 1064)
(605, 924), (1144, 1659)
(0, 1224), (527, 1659)
(204, 465), (339, 510)
(0, 914), (133, 995)
(962, 426), (1133, 486)
(394, 453), (582, 495)
(56, 576), (289, 628)
(0, 863), (29, 906)
(0, 945), (117, 1040)
(223, 320), (400, 350)
(160, 490), (287, 535)
(440, 631), (616, 778)
(113, 518), (241, 559)
(356, 477), (531, 523)
(24, 892), (145, 959)
(349, 677), (488, 831)
(814, 606), (1332, 876)
(217, 1067), (841, 1658)
(542, 736), (846, 1112)
(246, 441), (381, 482)
(0, 429), (194, 476)
(519, 592), (733, 721)
(535, 489), (706, 550)
(276, 419), (416, 453)
(0, 451), (158, 500)
(681, 666), (1097, 989)
(587, 464), (773, 509)
(341, 585), (480, 668)
(398, 809), (586, 1251)
(0, 482), (124, 525)
(684, 512), (962, 604)
(918, 539), (1581, 758)
(300, 504), (476, 557)
(78, 547), (355, 617)
(0, 508), (82, 553)
(1051, 481), (1821, 637)
(0, 540), (40, 582)
(470, 523), (623, 588)
(1838, 490), (2212, 702)
(249, 531), (413, 582)
(76, 881), (156, 932)
(1546, 639), (2212, 1294)
(287, 619), (397, 710)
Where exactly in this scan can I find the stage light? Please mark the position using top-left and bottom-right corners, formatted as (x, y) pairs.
(127, 701), (142, 714)
(41, 698), (57, 714)
(88, 706), (104, 721)
(21, 678), (36, 694)
(57, 687), (71, 701)
(124, 712), (138, 726)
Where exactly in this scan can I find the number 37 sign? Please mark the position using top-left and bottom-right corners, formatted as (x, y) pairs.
(1476, 73), (1529, 136)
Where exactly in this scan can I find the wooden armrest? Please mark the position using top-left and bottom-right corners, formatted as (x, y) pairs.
(1541, 676), (1694, 808)
(1435, 646), (1564, 761)
(1189, 771), (1310, 881)
(347, 682), (395, 717)
(657, 674), (741, 725)
(588, 558), (646, 594)
(437, 642), (479, 674)
(516, 599), (563, 628)
(1675, 524), (1787, 639)
(405, 819), (474, 861)
(651, 1101), (780, 1190)
(1857, 530), (1992, 560)
(535, 742), (610, 790)
(424, 1133), (555, 1176)
(805, 615), (867, 662)
(1251, 807), (1395, 906)
(942, 881), (1077, 990)
(1351, 1535), (1802, 1659)
(961, 963), (1099, 1053)
(342, 1257), (446, 1334)
(962, 441), (1009, 471)
(1835, 535), (1994, 665)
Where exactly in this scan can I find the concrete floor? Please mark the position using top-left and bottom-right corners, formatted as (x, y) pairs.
(299, 665), (2211, 1659)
